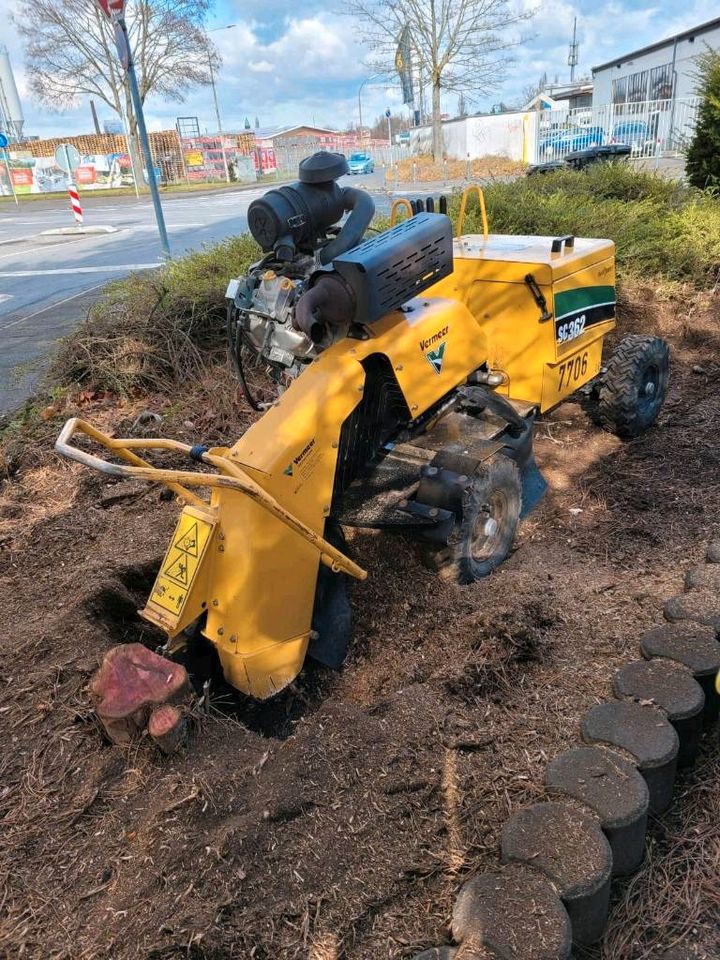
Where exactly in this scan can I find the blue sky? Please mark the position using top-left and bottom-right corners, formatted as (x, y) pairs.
(1, 0), (718, 139)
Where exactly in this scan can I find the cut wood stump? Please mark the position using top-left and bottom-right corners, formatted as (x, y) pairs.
(148, 704), (186, 754)
(90, 643), (190, 745)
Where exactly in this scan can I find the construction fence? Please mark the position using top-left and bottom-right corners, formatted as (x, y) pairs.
(0, 128), (410, 197)
(0, 129), (257, 195)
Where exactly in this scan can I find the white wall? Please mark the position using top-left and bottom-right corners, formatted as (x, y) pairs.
(409, 111), (538, 162)
(593, 22), (720, 107)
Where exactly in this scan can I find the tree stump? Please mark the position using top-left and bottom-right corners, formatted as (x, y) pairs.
(90, 643), (190, 746)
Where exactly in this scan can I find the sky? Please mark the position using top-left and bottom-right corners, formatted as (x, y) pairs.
(0, 0), (718, 140)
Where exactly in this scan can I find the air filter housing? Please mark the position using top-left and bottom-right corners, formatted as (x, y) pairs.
(332, 212), (453, 324)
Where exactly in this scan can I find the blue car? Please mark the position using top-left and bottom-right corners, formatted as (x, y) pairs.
(612, 121), (652, 153)
(347, 152), (374, 174)
(540, 126), (605, 157)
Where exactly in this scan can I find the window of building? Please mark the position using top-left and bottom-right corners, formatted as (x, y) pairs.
(627, 70), (649, 103)
(649, 63), (674, 100)
(612, 77), (628, 104)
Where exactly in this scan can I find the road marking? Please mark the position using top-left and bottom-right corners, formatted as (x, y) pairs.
(0, 263), (162, 277)
(0, 281), (108, 331)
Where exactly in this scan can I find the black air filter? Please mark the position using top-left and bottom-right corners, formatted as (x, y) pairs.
(332, 212), (453, 324)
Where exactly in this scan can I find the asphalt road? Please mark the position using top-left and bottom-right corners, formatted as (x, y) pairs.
(0, 171), (391, 415)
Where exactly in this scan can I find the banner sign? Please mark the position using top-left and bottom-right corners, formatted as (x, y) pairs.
(395, 25), (414, 106)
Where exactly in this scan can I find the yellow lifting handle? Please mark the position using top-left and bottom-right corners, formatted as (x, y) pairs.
(456, 184), (489, 240)
(390, 197), (414, 226)
(55, 417), (367, 582)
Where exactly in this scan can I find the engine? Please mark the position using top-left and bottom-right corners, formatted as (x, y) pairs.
(225, 151), (376, 392)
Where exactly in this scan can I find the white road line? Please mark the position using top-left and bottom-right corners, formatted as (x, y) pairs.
(0, 281), (108, 331)
(0, 263), (162, 277)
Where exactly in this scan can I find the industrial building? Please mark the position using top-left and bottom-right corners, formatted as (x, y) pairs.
(592, 15), (720, 107)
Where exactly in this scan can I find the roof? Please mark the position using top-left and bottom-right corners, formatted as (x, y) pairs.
(252, 124), (338, 139)
(592, 15), (720, 73)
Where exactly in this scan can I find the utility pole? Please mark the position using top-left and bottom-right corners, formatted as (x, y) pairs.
(568, 16), (579, 83)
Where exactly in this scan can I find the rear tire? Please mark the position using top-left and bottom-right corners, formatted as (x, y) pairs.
(598, 335), (670, 438)
(421, 457), (522, 584)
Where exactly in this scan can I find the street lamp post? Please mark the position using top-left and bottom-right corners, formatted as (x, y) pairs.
(207, 25), (236, 184)
(357, 74), (383, 141)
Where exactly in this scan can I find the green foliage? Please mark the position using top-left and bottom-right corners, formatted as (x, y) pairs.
(686, 49), (720, 191)
(450, 163), (720, 286)
(50, 235), (261, 395)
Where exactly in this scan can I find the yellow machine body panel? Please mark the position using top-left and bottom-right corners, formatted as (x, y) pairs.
(147, 296), (489, 699)
(140, 228), (617, 699)
(430, 234), (616, 410)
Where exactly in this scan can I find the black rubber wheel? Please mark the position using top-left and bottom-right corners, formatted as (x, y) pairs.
(598, 335), (670, 438)
(422, 457), (522, 584)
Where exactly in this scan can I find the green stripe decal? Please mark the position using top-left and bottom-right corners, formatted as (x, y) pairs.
(554, 285), (616, 320)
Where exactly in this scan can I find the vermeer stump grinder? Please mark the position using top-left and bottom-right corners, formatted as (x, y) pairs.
(57, 152), (670, 708)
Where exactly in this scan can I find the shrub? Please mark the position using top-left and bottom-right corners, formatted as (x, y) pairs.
(50, 235), (260, 395)
(450, 163), (720, 285)
(686, 48), (720, 191)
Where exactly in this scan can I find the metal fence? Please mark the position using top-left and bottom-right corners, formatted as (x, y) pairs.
(534, 97), (701, 164)
(271, 140), (405, 177)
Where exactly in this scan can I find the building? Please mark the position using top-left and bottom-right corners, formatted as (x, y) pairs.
(592, 15), (720, 107)
(252, 124), (338, 145)
(525, 80), (594, 113)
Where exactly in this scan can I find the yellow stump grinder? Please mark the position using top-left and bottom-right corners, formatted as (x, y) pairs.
(57, 152), (670, 703)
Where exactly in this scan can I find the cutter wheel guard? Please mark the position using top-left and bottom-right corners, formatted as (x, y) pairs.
(57, 154), (670, 701)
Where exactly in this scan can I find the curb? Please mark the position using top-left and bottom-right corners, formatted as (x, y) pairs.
(413, 539), (720, 958)
(40, 225), (119, 236)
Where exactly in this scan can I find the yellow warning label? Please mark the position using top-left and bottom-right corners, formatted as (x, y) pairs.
(149, 511), (214, 617)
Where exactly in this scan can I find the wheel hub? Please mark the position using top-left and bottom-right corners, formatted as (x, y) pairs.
(483, 517), (499, 537)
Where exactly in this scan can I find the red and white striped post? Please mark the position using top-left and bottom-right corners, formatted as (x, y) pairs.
(68, 181), (83, 225)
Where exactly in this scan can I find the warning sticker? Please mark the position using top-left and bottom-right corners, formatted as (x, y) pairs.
(149, 511), (214, 617)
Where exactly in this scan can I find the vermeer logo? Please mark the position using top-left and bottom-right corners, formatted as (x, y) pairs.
(419, 326), (449, 353)
(425, 341), (446, 374)
(284, 438), (316, 476)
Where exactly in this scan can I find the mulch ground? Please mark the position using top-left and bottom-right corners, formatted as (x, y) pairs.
(0, 283), (719, 960)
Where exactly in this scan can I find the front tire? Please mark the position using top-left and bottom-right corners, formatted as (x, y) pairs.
(598, 335), (670, 438)
(421, 456), (522, 584)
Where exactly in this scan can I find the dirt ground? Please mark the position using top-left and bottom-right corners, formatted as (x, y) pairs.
(1, 284), (719, 960)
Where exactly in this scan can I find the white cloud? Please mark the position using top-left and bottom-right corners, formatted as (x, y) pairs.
(1, 0), (719, 140)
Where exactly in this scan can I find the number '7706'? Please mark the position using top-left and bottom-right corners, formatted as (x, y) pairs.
(558, 351), (589, 391)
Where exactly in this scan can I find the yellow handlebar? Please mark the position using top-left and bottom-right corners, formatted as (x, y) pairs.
(390, 198), (414, 226)
(55, 418), (367, 581)
(457, 184), (489, 240)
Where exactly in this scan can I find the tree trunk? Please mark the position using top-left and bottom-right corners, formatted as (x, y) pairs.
(431, 79), (443, 161)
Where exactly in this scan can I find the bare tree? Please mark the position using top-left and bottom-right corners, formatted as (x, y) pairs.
(345, 0), (533, 159)
(521, 71), (548, 107)
(14, 0), (219, 171)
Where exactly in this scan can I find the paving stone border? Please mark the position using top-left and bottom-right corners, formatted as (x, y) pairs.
(411, 541), (720, 959)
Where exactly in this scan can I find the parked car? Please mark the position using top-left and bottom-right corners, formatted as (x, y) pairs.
(539, 125), (605, 158)
(347, 152), (375, 175)
(611, 121), (654, 154)
(527, 143), (631, 176)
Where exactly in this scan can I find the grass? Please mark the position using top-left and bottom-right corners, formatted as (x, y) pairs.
(450, 163), (720, 286)
(392, 153), (526, 182)
(49, 234), (260, 396)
